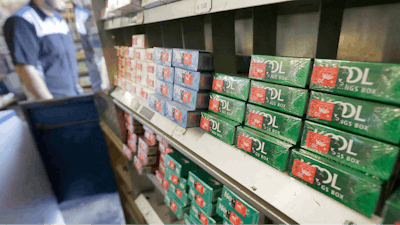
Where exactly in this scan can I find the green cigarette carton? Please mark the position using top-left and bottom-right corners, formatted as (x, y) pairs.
(188, 187), (217, 216)
(190, 202), (222, 224)
(249, 80), (309, 117)
(382, 188), (400, 224)
(306, 91), (400, 144)
(169, 182), (190, 206)
(220, 186), (259, 219)
(200, 111), (240, 145)
(208, 93), (246, 123)
(184, 213), (197, 225)
(249, 55), (312, 88)
(188, 171), (223, 204)
(310, 59), (400, 105)
(289, 148), (382, 217)
(165, 167), (188, 191)
(212, 73), (250, 101)
(244, 104), (303, 144)
(216, 198), (258, 225)
(235, 126), (292, 172)
(165, 191), (190, 220)
(301, 121), (399, 181)
(165, 151), (196, 178)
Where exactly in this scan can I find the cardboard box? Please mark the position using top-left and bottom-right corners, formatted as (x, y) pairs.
(172, 48), (213, 71)
(301, 121), (399, 181)
(146, 62), (157, 76)
(306, 91), (400, 144)
(200, 111), (240, 145)
(244, 104), (303, 144)
(188, 171), (223, 204)
(249, 80), (309, 117)
(249, 55), (312, 88)
(216, 198), (257, 225)
(169, 183), (191, 207)
(156, 64), (175, 84)
(382, 187), (400, 224)
(208, 93), (246, 123)
(173, 84), (210, 110)
(165, 191), (190, 220)
(165, 167), (188, 192)
(145, 48), (154, 62)
(188, 187), (218, 216)
(154, 47), (173, 67)
(149, 94), (168, 116)
(174, 68), (213, 91)
(288, 149), (382, 217)
(212, 73), (250, 101)
(220, 186), (259, 219)
(146, 75), (156, 90)
(190, 202), (222, 224)
(165, 101), (203, 129)
(138, 149), (158, 166)
(138, 137), (158, 155)
(235, 126), (292, 172)
(132, 34), (147, 48)
(310, 59), (400, 105)
(136, 60), (147, 74)
(165, 151), (196, 177)
(134, 155), (157, 175)
(155, 79), (174, 100)
(144, 127), (157, 146)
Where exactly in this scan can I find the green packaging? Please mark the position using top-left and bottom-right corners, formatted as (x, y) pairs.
(310, 59), (400, 105)
(306, 91), (400, 144)
(209, 93), (246, 123)
(165, 191), (190, 220)
(188, 171), (223, 204)
(289, 149), (382, 217)
(169, 182), (190, 206)
(248, 80), (309, 117)
(216, 198), (257, 225)
(249, 55), (312, 88)
(184, 213), (197, 225)
(212, 73), (250, 101)
(164, 151), (196, 178)
(382, 188), (400, 224)
(189, 202), (222, 225)
(220, 186), (259, 219)
(244, 104), (303, 144)
(235, 126), (292, 172)
(188, 187), (217, 216)
(200, 111), (240, 145)
(165, 167), (188, 191)
(301, 121), (399, 181)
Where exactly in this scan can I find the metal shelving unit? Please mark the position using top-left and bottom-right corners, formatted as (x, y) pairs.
(93, 0), (400, 223)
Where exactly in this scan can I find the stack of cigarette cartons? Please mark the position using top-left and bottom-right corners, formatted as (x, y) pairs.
(288, 59), (400, 217)
(154, 133), (174, 190)
(134, 125), (159, 175)
(122, 112), (144, 160)
(115, 45), (136, 92)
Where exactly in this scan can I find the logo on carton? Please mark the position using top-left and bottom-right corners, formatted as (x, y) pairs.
(248, 110), (279, 130)
(312, 66), (374, 87)
(210, 95), (231, 111)
(341, 66), (373, 85)
(200, 117), (210, 131)
(209, 118), (222, 133)
(308, 129), (357, 156)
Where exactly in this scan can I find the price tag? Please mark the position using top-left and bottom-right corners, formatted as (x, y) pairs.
(140, 106), (155, 121)
(195, 0), (212, 14)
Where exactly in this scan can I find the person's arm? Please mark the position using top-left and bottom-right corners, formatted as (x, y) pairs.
(14, 64), (53, 100)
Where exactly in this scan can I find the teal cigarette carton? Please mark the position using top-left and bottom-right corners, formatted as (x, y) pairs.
(187, 171), (223, 204)
(212, 73), (250, 101)
(306, 91), (400, 144)
(235, 126), (292, 172)
(216, 198), (257, 225)
(220, 186), (259, 218)
(164, 151), (196, 178)
(249, 55), (312, 88)
(289, 149), (382, 217)
(188, 187), (218, 216)
(169, 182), (190, 207)
(165, 191), (190, 220)
(189, 201), (222, 224)
(165, 167), (188, 192)
(244, 104), (303, 144)
(200, 111), (240, 145)
(301, 121), (399, 181)
(249, 80), (309, 117)
(310, 59), (400, 105)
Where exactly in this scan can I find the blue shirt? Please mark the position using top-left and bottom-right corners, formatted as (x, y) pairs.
(3, 1), (81, 98)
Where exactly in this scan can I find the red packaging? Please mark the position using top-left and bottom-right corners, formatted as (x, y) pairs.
(138, 137), (158, 155)
(144, 127), (157, 146)
(138, 149), (159, 166)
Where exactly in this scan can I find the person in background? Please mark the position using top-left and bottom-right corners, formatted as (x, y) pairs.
(3, 0), (82, 100)
(74, 0), (109, 93)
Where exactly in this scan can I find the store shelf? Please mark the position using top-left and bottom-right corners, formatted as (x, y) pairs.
(104, 0), (292, 30)
(116, 164), (133, 191)
(147, 174), (166, 196)
(111, 87), (382, 224)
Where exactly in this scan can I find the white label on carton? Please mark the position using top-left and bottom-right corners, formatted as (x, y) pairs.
(195, 0), (212, 14)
